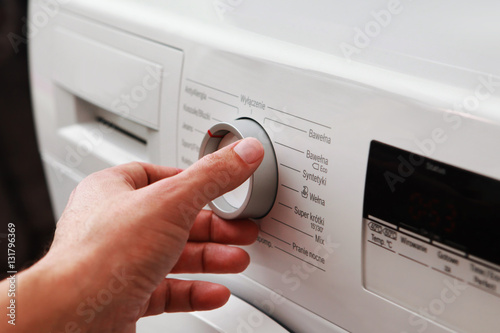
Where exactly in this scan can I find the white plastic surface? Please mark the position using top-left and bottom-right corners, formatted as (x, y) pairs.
(138, 313), (221, 333)
(29, 9), (184, 216)
(136, 294), (289, 333)
(53, 28), (162, 129)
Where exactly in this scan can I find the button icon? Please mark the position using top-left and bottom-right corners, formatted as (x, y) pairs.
(301, 186), (309, 198)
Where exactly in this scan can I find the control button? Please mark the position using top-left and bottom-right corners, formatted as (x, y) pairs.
(199, 118), (278, 219)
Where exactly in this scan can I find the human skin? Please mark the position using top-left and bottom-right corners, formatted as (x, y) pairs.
(0, 137), (264, 333)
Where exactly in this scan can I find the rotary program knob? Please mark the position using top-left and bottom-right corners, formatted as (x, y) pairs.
(199, 118), (278, 219)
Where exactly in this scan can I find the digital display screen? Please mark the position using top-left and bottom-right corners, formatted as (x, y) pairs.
(363, 141), (500, 266)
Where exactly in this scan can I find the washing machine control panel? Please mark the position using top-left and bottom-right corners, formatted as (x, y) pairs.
(175, 51), (500, 333)
(177, 75), (335, 275)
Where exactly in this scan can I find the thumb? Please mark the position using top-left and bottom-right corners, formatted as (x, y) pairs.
(148, 137), (264, 226)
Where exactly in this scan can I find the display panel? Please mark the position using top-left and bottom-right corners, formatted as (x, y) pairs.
(364, 141), (500, 266)
(363, 141), (500, 332)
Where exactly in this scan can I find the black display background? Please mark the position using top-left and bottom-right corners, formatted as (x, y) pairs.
(363, 141), (500, 266)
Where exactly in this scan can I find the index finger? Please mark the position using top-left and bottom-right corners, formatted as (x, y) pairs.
(188, 210), (259, 245)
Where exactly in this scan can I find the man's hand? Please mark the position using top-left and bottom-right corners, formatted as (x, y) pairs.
(1, 137), (264, 333)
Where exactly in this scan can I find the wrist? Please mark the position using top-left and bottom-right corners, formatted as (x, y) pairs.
(17, 252), (93, 332)
(1, 247), (137, 333)
(0, 254), (81, 332)
(36, 249), (140, 332)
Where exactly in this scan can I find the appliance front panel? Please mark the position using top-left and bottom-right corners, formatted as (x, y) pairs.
(29, 1), (500, 332)
(176, 48), (500, 332)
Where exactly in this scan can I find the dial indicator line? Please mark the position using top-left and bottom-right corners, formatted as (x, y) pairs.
(275, 246), (325, 271)
(274, 141), (304, 154)
(281, 184), (299, 192)
(278, 202), (293, 209)
(271, 217), (314, 238)
(263, 118), (307, 133)
(260, 229), (291, 245)
(207, 130), (224, 138)
(209, 97), (239, 112)
(268, 106), (332, 129)
(186, 78), (238, 98)
(280, 163), (301, 173)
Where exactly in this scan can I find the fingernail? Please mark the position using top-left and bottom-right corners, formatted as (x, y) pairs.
(233, 138), (264, 164)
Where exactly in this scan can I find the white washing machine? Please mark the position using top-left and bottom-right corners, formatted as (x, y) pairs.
(29, 1), (500, 332)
